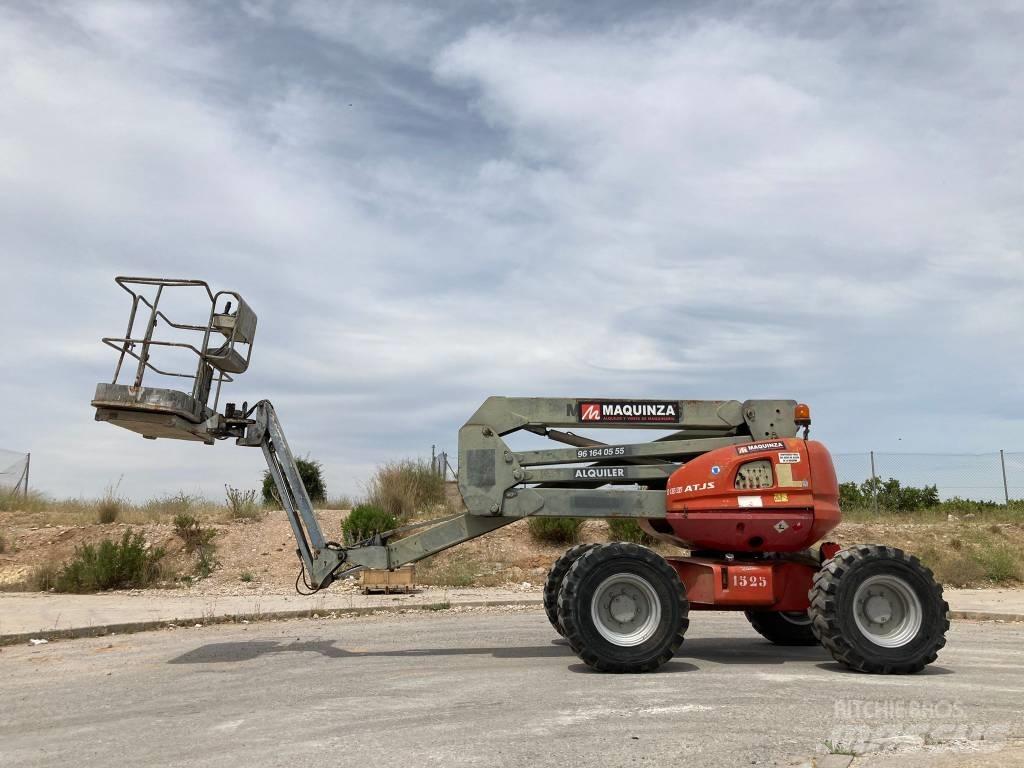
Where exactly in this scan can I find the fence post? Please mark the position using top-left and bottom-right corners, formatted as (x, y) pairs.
(21, 454), (29, 501)
(1001, 449), (1010, 504)
(869, 450), (878, 512)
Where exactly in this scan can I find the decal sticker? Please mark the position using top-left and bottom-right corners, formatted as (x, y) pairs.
(778, 452), (801, 464)
(774, 464), (804, 488)
(736, 440), (786, 455)
(773, 520), (790, 533)
(576, 446), (626, 459)
(773, 493), (789, 502)
(667, 481), (716, 496)
(710, 465), (721, 476)
(738, 495), (763, 508)
(576, 400), (680, 423)
(573, 467), (626, 479)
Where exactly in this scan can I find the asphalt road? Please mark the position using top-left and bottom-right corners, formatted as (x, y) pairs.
(1, 608), (1021, 767)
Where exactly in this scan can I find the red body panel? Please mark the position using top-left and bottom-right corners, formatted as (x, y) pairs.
(649, 438), (840, 554)
(669, 558), (816, 612)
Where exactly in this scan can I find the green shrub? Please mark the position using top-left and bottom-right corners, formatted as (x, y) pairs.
(840, 478), (939, 513)
(342, 505), (398, 545)
(607, 518), (654, 544)
(527, 516), (583, 545)
(366, 459), (446, 521)
(225, 485), (262, 521)
(262, 457), (326, 504)
(173, 514), (218, 578)
(51, 530), (166, 593)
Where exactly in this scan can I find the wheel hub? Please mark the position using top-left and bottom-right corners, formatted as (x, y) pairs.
(853, 574), (923, 648)
(591, 573), (662, 647)
(609, 594), (638, 623)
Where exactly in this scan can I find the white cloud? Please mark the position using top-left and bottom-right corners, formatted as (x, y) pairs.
(1, 2), (1022, 501)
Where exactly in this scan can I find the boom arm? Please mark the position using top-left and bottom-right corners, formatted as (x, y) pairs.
(90, 277), (805, 593)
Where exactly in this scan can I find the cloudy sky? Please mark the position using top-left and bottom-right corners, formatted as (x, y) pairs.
(0, 1), (1021, 501)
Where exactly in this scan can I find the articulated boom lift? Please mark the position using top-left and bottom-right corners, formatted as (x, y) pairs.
(93, 278), (949, 674)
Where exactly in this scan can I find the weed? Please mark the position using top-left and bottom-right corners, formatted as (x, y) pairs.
(50, 530), (167, 593)
(365, 459), (446, 521)
(342, 505), (398, 545)
(225, 485), (262, 521)
(527, 516), (583, 545)
(140, 491), (205, 518)
(417, 554), (483, 587)
(975, 543), (1021, 583)
(96, 479), (125, 524)
(823, 740), (858, 756)
(239, 571), (254, 583)
(33, 561), (61, 591)
(607, 518), (654, 545)
(0, 532), (6, 554)
(323, 495), (354, 510)
(173, 514), (219, 578)
(424, 602), (451, 611)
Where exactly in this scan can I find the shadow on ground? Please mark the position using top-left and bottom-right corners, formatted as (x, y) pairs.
(678, 637), (832, 665)
(168, 634), (854, 671)
(168, 639), (575, 664)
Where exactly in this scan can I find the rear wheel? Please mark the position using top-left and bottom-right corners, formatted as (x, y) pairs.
(543, 543), (599, 636)
(745, 610), (818, 646)
(809, 545), (949, 674)
(557, 542), (689, 673)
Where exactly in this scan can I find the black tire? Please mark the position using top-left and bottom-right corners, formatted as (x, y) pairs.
(745, 610), (819, 646)
(809, 545), (949, 674)
(557, 542), (689, 673)
(543, 543), (599, 636)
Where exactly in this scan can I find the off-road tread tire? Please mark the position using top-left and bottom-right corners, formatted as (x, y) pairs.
(557, 542), (689, 673)
(809, 545), (949, 674)
(745, 610), (819, 646)
(543, 543), (599, 636)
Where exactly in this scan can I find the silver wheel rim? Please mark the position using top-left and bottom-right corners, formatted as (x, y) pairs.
(779, 611), (811, 626)
(590, 573), (662, 647)
(853, 574), (923, 648)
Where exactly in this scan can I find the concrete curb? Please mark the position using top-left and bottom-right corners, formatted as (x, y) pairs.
(0, 597), (544, 646)
(2, 601), (1019, 647)
(950, 609), (1024, 622)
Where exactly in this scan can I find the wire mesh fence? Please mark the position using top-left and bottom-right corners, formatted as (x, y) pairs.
(833, 452), (1021, 504)
(0, 449), (30, 496)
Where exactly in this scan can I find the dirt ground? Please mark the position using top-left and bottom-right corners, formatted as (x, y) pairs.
(1, 508), (1021, 595)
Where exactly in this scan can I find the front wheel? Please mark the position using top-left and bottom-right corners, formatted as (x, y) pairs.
(557, 542), (689, 673)
(809, 545), (949, 674)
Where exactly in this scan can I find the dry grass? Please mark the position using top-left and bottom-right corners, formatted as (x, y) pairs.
(915, 525), (1023, 586)
(417, 552), (510, 587)
(1, 490), (225, 526)
(224, 486), (263, 522)
(842, 501), (1024, 524)
(365, 459), (447, 522)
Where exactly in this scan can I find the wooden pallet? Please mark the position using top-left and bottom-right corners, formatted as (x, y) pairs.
(360, 565), (416, 594)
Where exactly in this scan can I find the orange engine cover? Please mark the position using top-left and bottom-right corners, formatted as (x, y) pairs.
(645, 439), (840, 553)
